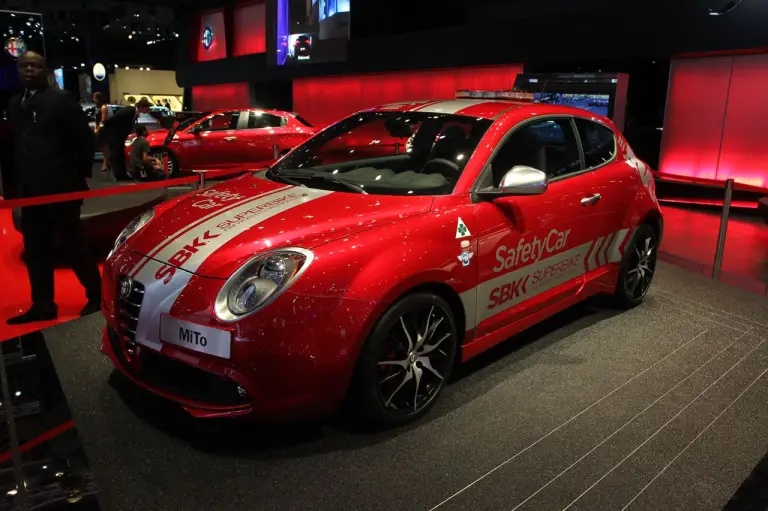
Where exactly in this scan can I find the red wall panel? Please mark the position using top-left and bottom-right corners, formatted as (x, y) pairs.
(659, 57), (732, 182)
(191, 83), (251, 112)
(660, 54), (768, 189)
(717, 54), (768, 189)
(293, 65), (524, 127)
(233, 2), (266, 56)
(196, 11), (227, 62)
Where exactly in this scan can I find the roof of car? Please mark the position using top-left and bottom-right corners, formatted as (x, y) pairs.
(369, 99), (600, 121)
(209, 107), (293, 116)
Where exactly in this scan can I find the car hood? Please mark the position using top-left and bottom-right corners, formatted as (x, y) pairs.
(128, 175), (433, 279)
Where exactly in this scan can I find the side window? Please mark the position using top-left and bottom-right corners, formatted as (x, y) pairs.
(247, 112), (285, 129)
(574, 118), (616, 169)
(197, 111), (240, 131)
(487, 118), (582, 186)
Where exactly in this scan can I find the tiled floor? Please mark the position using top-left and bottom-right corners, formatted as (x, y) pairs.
(27, 263), (768, 511)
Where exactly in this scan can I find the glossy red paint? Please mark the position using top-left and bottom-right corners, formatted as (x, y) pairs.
(124, 109), (315, 176)
(101, 99), (661, 421)
(233, 2), (266, 56)
(660, 54), (768, 189)
(293, 65), (523, 127)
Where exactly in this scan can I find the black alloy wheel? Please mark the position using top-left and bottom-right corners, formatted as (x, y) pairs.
(351, 293), (458, 427)
(614, 224), (658, 308)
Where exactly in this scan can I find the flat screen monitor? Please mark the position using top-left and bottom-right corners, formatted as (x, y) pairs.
(534, 93), (610, 118)
(274, 0), (350, 66)
(514, 73), (629, 131)
(53, 67), (64, 90)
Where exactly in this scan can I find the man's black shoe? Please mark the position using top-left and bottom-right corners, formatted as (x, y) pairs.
(80, 300), (101, 317)
(7, 307), (58, 325)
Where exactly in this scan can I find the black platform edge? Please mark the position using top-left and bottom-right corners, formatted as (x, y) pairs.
(722, 448), (768, 511)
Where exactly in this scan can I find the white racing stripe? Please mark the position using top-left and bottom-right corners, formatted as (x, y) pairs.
(131, 188), (333, 351)
(461, 228), (632, 332)
(129, 184), (293, 278)
(414, 99), (488, 115)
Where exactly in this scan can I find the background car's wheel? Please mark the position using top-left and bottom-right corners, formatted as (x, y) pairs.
(350, 292), (458, 428)
(613, 223), (658, 308)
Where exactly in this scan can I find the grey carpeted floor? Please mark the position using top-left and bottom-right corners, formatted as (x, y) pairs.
(43, 263), (768, 511)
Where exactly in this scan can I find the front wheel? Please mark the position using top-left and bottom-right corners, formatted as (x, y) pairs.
(350, 293), (458, 428)
(613, 224), (658, 308)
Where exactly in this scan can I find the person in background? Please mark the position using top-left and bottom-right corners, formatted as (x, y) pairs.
(92, 92), (110, 173)
(102, 97), (150, 181)
(128, 125), (165, 181)
(7, 51), (102, 325)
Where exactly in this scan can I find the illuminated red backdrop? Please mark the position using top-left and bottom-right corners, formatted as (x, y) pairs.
(191, 83), (251, 111)
(196, 11), (227, 62)
(660, 54), (768, 189)
(293, 65), (524, 127)
(233, 2), (266, 56)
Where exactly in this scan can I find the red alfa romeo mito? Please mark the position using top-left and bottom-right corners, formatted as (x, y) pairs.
(101, 94), (662, 427)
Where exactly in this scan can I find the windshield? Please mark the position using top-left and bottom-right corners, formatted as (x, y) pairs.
(268, 111), (492, 196)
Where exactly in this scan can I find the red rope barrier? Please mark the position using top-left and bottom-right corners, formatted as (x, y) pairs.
(0, 167), (262, 210)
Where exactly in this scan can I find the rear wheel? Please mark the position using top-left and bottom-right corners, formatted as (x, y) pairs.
(613, 224), (658, 308)
(350, 293), (458, 428)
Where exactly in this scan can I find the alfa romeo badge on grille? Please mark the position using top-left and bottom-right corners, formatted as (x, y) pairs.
(120, 277), (133, 298)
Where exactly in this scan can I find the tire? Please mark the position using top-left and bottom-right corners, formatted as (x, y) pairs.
(151, 150), (179, 178)
(350, 292), (458, 428)
(613, 223), (659, 308)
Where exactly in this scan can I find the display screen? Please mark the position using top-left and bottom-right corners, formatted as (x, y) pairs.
(53, 67), (64, 89)
(533, 93), (610, 118)
(0, 10), (45, 92)
(275, 0), (350, 66)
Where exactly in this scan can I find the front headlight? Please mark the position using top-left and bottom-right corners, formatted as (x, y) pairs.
(214, 248), (314, 322)
(108, 209), (155, 259)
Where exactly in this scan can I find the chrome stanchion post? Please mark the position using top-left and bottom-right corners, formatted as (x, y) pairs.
(273, 144), (280, 160)
(712, 178), (734, 280)
(197, 171), (206, 190)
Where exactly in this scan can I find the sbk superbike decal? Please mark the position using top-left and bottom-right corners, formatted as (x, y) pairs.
(126, 186), (333, 352)
(460, 228), (631, 329)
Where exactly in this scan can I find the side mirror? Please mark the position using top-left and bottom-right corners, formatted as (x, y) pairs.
(476, 165), (548, 198)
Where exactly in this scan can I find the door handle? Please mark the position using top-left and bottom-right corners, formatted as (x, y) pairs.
(224, 136), (237, 142)
(580, 193), (602, 206)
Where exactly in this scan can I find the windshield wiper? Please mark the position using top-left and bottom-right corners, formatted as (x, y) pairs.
(276, 169), (368, 194)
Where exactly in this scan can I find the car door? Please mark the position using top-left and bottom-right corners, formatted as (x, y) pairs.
(191, 110), (242, 169)
(471, 116), (605, 339)
(232, 111), (283, 167)
(572, 117), (631, 279)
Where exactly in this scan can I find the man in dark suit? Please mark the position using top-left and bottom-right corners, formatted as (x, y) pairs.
(7, 51), (102, 325)
(102, 97), (151, 181)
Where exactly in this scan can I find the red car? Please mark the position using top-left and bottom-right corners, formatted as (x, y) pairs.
(124, 109), (315, 176)
(102, 94), (662, 427)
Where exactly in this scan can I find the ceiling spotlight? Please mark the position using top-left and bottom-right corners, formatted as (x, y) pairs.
(128, 34), (133, 39)
(125, 66), (129, 70)
(14, 391), (20, 397)
(114, 64), (118, 68)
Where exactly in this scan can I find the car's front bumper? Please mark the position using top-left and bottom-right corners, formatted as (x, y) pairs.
(101, 248), (378, 421)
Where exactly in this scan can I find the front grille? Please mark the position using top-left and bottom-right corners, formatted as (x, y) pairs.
(116, 277), (145, 356)
(139, 350), (250, 407)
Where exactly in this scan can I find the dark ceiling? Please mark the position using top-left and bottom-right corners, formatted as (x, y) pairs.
(0, 0), (205, 69)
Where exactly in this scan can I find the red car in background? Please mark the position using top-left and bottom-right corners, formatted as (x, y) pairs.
(125, 109), (315, 177)
(103, 94), (661, 427)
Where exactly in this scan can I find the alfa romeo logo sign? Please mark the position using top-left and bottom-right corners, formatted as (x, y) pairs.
(4, 37), (26, 58)
(201, 26), (214, 50)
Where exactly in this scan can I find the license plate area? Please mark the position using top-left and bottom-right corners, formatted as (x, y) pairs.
(160, 315), (232, 359)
